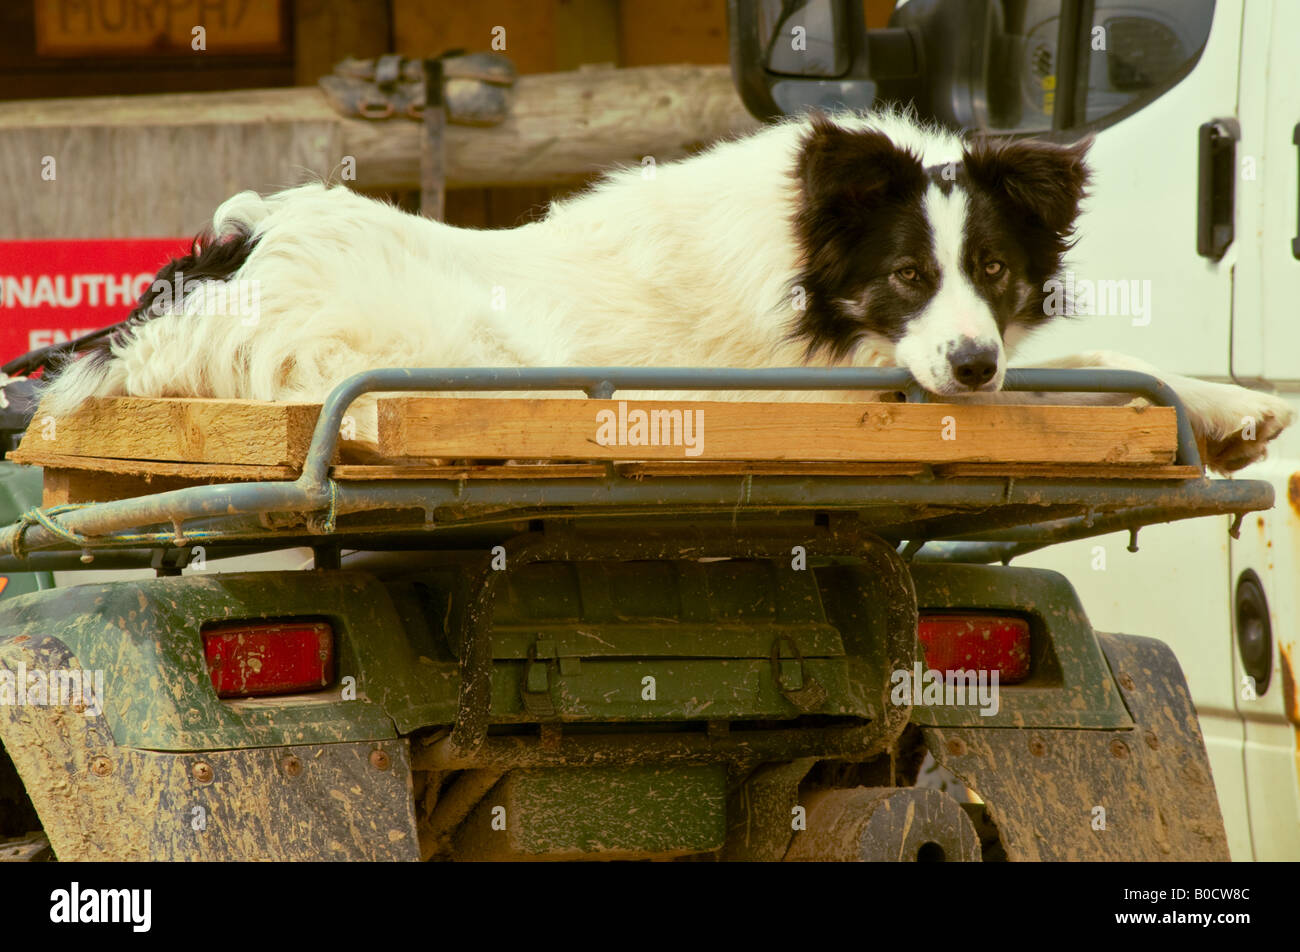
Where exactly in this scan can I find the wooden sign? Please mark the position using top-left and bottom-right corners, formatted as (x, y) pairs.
(35, 0), (286, 57)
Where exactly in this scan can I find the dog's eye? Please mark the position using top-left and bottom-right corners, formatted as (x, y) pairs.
(984, 260), (1005, 277)
(896, 267), (919, 281)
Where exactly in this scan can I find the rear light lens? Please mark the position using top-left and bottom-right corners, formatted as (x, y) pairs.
(202, 621), (334, 698)
(918, 613), (1031, 684)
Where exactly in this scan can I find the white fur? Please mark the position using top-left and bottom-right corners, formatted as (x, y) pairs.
(895, 185), (1005, 393)
(36, 109), (1292, 473)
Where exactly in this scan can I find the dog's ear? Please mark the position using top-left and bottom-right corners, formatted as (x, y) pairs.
(798, 113), (926, 208)
(962, 136), (1092, 235)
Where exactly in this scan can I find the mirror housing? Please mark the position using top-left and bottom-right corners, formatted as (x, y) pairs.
(728, 0), (919, 119)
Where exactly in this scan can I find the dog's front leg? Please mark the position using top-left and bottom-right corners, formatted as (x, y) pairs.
(947, 351), (1295, 474)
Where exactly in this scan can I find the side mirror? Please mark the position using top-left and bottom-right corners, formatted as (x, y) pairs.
(728, 0), (916, 119)
(876, 0), (1002, 131)
(728, 0), (1003, 132)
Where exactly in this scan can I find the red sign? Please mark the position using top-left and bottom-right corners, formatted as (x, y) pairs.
(0, 239), (188, 366)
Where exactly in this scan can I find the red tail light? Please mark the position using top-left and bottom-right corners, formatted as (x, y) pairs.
(202, 621), (334, 698)
(918, 614), (1031, 684)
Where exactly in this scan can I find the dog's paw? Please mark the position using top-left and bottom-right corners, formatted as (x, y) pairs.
(1191, 387), (1295, 475)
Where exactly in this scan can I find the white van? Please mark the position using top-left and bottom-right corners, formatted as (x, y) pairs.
(736, 0), (1299, 860)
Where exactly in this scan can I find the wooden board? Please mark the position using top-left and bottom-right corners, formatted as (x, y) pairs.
(378, 398), (1179, 465)
(932, 462), (1201, 480)
(615, 461), (930, 478)
(40, 469), (265, 507)
(616, 461), (1200, 479)
(31, 456), (296, 507)
(14, 452), (298, 481)
(331, 463), (609, 480)
(11, 397), (320, 468)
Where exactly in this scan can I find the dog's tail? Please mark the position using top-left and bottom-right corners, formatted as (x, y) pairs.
(37, 192), (267, 419)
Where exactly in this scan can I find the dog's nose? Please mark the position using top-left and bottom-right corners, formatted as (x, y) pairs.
(948, 343), (999, 388)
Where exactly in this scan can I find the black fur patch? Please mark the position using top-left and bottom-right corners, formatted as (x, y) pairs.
(791, 114), (931, 360)
(961, 136), (1092, 332)
(67, 225), (258, 365)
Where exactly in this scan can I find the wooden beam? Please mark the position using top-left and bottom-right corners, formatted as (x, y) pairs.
(616, 461), (1200, 479)
(11, 453), (299, 481)
(331, 463), (609, 480)
(40, 468), (280, 507)
(378, 398), (1179, 465)
(615, 461), (929, 477)
(339, 64), (759, 189)
(0, 66), (758, 238)
(12, 397), (320, 468)
(25, 454), (297, 506)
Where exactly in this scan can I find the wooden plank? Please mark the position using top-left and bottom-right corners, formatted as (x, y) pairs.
(932, 462), (1201, 480)
(340, 64), (759, 190)
(616, 461), (929, 478)
(41, 469), (254, 507)
(378, 398), (1179, 465)
(620, 461), (1199, 479)
(13, 397), (320, 468)
(331, 463), (608, 480)
(13, 452), (297, 481)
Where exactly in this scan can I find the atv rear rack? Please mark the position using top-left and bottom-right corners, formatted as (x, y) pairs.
(0, 366), (1273, 571)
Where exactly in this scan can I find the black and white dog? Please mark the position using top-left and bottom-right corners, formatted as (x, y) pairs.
(39, 109), (1292, 472)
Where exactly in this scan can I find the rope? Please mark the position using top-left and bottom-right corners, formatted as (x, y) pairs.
(322, 478), (339, 534)
(10, 504), (93, 558)
(7, 478), (340, 560)
(5, 503), (224, 560)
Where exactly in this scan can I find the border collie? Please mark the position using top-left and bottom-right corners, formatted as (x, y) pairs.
(37, 109), (1293, 473)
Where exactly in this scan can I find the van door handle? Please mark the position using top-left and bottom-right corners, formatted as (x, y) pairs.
(1292, 122), (1300, 259)
(1197, 118), (1238, 260)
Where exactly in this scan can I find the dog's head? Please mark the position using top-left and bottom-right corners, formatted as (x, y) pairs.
(791, 114), (1091, 393)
